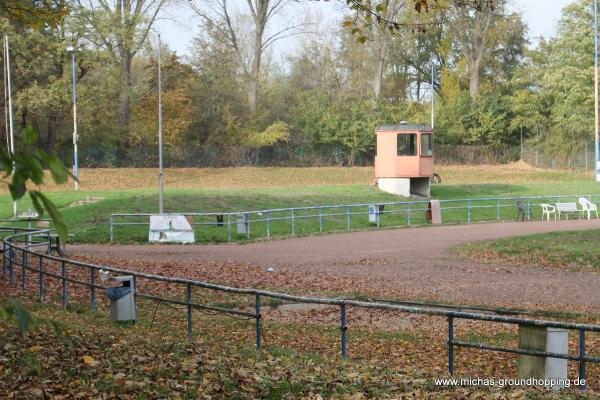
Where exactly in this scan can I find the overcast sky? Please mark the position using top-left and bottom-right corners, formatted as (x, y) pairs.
(153, 0), (576, 59)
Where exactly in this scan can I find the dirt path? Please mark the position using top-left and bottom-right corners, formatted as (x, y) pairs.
(71, 219), (600, 312)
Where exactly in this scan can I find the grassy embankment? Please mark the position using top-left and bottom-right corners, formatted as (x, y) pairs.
(459, 229), (600, 272)
(1, 164), (598, 243)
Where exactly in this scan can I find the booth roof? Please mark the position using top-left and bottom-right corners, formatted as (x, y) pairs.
(375, 124), (432, 132)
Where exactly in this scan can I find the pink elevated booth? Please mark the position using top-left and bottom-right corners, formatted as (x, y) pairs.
(374, 123), (434, 197)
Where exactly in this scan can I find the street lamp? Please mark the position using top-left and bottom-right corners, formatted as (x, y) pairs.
(66, 45), (79, 191)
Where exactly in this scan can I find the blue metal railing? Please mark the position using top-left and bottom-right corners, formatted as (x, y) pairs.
(109, 194), (600, 242)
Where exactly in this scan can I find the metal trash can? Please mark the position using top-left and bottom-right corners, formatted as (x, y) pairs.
(368, 205), (384, 223)
(237, 213), (249, 234)
(105, 275), (136, 322)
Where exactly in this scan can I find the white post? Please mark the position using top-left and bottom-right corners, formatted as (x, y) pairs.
(595, 0), (600, 182)
(67, 46), (79, 191)
(431, 63), (435, 129)
(4, 34), (17, 216)
(157, 35), (164, 214)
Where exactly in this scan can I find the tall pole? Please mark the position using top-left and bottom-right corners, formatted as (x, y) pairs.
(4, 34), (17, 216)
(67, 47), (79, 191)
(158, 35), (164, 214)
(431, 64), (435, 129)
(594, 0), (600, 182)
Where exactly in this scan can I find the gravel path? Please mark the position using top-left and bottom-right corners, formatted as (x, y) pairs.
(71, 219), (600, 312)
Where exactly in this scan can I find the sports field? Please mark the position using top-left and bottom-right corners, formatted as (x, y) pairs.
(1, 163), (599, 243)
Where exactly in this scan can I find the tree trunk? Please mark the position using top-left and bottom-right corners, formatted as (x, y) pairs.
(469, 55), (482, 98)
(118, 49), (133, 130)
(372, 33), (388, 100)
(247, 6), (266, 113)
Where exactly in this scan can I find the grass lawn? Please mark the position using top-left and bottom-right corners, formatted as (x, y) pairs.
(1, 164), (599, 243)
(458, 229), (600, 272)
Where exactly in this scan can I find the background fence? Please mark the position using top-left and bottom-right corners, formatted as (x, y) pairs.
(2, 227), (600, 389)
(56, 143), (523, 168)
(521, 139), (597, 171)
(110, 194), (600, 243)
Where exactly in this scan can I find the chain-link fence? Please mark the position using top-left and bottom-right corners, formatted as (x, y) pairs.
(61, 143), (522, 168)
(521, 139), (597, 170)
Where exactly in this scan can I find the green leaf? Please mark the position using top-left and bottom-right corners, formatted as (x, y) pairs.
(42, 153), (71, 184)
(36, 192), (68, 242)
(29, 191), (45, 217)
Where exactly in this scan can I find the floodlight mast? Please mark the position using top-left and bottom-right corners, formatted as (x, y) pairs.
(67, 45), (79, 191)
(431, 64), (435, 129)
(158, 35), (164, 214)
(595, 0), (600, 182)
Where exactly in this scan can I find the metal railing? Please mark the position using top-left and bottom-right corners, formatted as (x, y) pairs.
(109, 194), (600, 242)
(3, 227), (600, 389)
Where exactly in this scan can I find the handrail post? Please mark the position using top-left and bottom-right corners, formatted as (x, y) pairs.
(187, 283), (192, 340)
(467, 201), (472, 223)
(527, 200), (531, 221)
(340, 304), (348, 360)
(9, 247), (14, 286)
(90, 268), (96, 313)
(46, 230), (51, 254)
(319, 208), (323, 232)
(132, 275), (137, 323)
(497, 200), (501, 222)
(39, 255), (44, 301)
(291, 210), (295, 236)
(347, 207), (351, 230)
(109, 215), (114, 242)
(21, 248), (26, 289)
(408, 207), (411, 226)
(2, 241), (6, 282)
(255, 294), (261, 351)
(227, 214), (231, 242)
(448, 316), (454, 375)
(266, 211), (270, 239)
(61, 261), (67, 308)
(247, 214), (251, 239)
(579, 329), (587, 390)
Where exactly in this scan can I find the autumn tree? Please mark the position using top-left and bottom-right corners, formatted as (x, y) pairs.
(73, 0), (167, 131)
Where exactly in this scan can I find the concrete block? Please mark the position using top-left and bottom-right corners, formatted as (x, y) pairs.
(517, 325), (568, 390)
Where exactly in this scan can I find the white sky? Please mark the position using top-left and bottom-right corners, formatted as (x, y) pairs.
(154, 0), (576, 59)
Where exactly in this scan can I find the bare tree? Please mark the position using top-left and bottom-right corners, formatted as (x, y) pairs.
(188, 0), (308, 113)
(75, 0), (166, 129)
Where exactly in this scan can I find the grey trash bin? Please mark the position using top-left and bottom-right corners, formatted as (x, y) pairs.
(105, 275), (136, 322)
(237, 213), (249, 234)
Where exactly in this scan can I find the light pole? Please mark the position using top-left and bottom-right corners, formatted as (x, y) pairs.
(595, 0), (600, 182)
(431, 64), (435, 129)
(67, 45), (79, 191)
(4, 34), (17, 216)
(157, 35), (164, 214)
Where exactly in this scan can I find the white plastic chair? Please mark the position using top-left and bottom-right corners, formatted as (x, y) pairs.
(540, 204), (556, 221)
(578, 198), (599, 220)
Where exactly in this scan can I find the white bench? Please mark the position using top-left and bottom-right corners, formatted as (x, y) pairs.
(555, 202), (583, 220)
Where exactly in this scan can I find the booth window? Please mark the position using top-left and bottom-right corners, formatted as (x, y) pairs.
(421, 133), (433, 156)
(397, 134), (416, 156)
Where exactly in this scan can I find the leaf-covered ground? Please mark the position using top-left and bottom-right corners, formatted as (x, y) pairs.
(457, 229), (600, 272)
(4, 239), (600, 399)
(3, 284), (600, 399)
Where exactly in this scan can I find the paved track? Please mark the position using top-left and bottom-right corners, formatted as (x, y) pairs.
(72, 219), (600, 311)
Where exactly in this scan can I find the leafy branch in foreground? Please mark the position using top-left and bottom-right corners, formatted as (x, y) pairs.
(0, 126), (74, 240)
